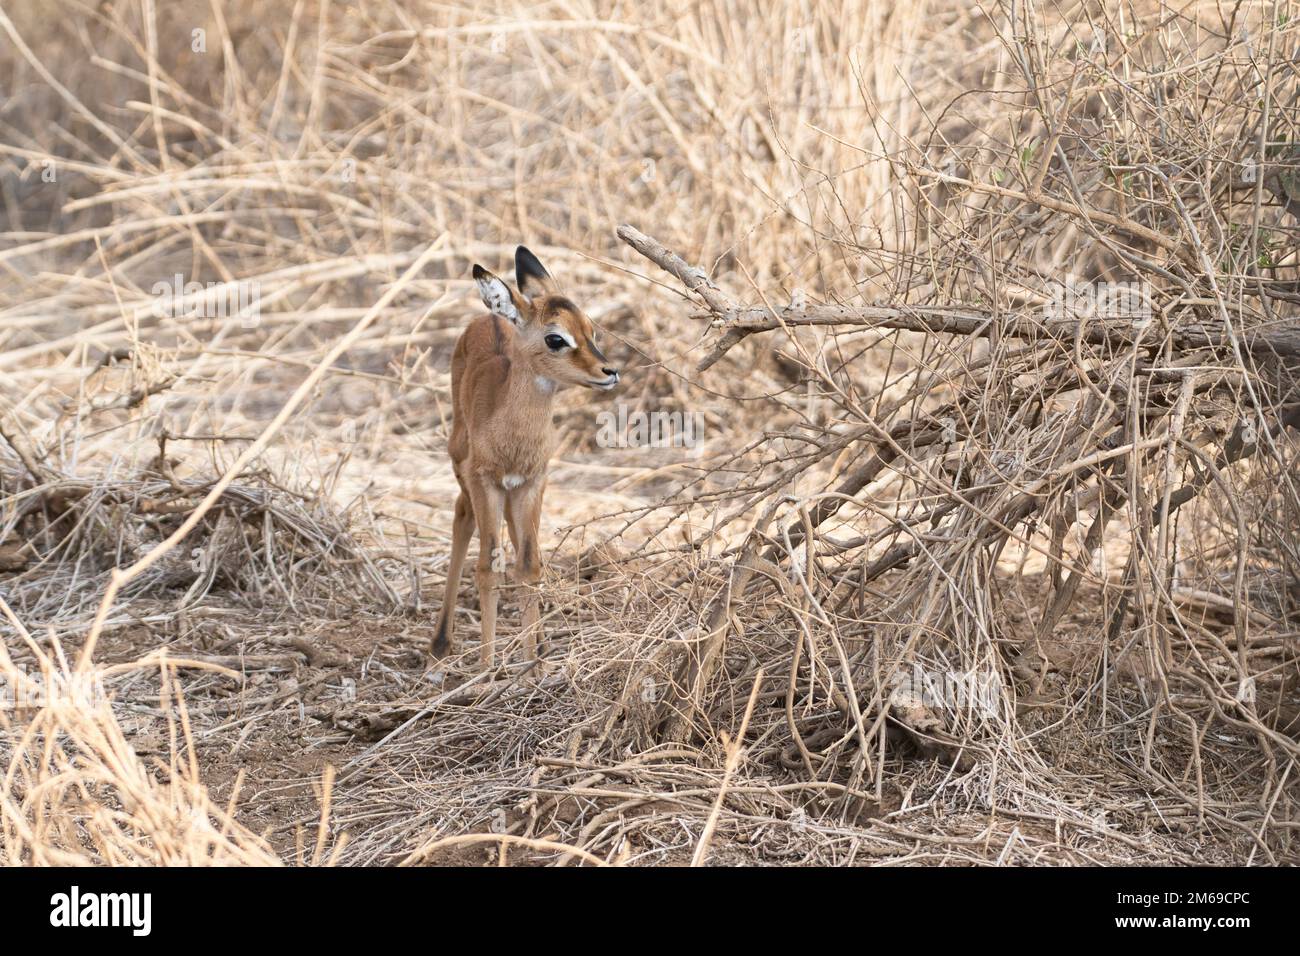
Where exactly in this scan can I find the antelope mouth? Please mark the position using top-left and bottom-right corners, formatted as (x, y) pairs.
(588, 375), (619, 391)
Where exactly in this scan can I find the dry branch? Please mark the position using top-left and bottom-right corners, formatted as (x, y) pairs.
(618, 224), (1300, 372)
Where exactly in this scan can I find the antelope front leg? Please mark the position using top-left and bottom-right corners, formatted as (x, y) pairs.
(468, 478), (506, 670)
(506, 479), (545, 659)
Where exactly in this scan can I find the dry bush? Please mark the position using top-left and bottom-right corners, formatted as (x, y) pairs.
(0, 0), (1297, 865)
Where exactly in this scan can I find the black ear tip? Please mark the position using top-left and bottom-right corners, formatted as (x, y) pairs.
(472, 264), (488, 279)
(515, 245), (549, 277)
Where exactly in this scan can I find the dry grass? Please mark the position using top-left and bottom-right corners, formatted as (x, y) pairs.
(0, 0), (1297, 865)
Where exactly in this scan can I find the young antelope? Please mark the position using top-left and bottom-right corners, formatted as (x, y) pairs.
(431, 246), (620, 668)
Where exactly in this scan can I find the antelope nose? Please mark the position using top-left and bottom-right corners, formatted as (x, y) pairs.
(603, 367), (619, 378)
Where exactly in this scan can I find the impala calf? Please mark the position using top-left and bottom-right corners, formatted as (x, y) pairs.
(431, 246), (620, 668)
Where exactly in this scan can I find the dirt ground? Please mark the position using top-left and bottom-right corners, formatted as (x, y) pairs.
(58, 563), (1271, 866)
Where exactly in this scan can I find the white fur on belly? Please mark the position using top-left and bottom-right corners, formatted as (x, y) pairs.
(502, 474), (526, 490)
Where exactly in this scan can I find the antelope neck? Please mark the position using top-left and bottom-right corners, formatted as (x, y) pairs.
(501, 335), (558, 410)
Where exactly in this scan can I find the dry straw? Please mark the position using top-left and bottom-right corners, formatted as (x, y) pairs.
(1, 0), (1297, 865)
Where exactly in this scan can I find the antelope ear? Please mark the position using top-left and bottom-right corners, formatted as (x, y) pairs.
(515, 245), (557, 301)
(473, 264), (523, 325)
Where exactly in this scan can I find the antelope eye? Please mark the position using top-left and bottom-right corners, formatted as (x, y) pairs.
(544, 334), (568, 351)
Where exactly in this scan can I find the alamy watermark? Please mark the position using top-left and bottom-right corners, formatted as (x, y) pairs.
(50, 886), (150, 936)
(595, 403), (704, 450)
(1, 664), (106, 711)
(1044, 275), (1154, 327)
(888, 663), (1002, 719)
(151, 274), (262, 328)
